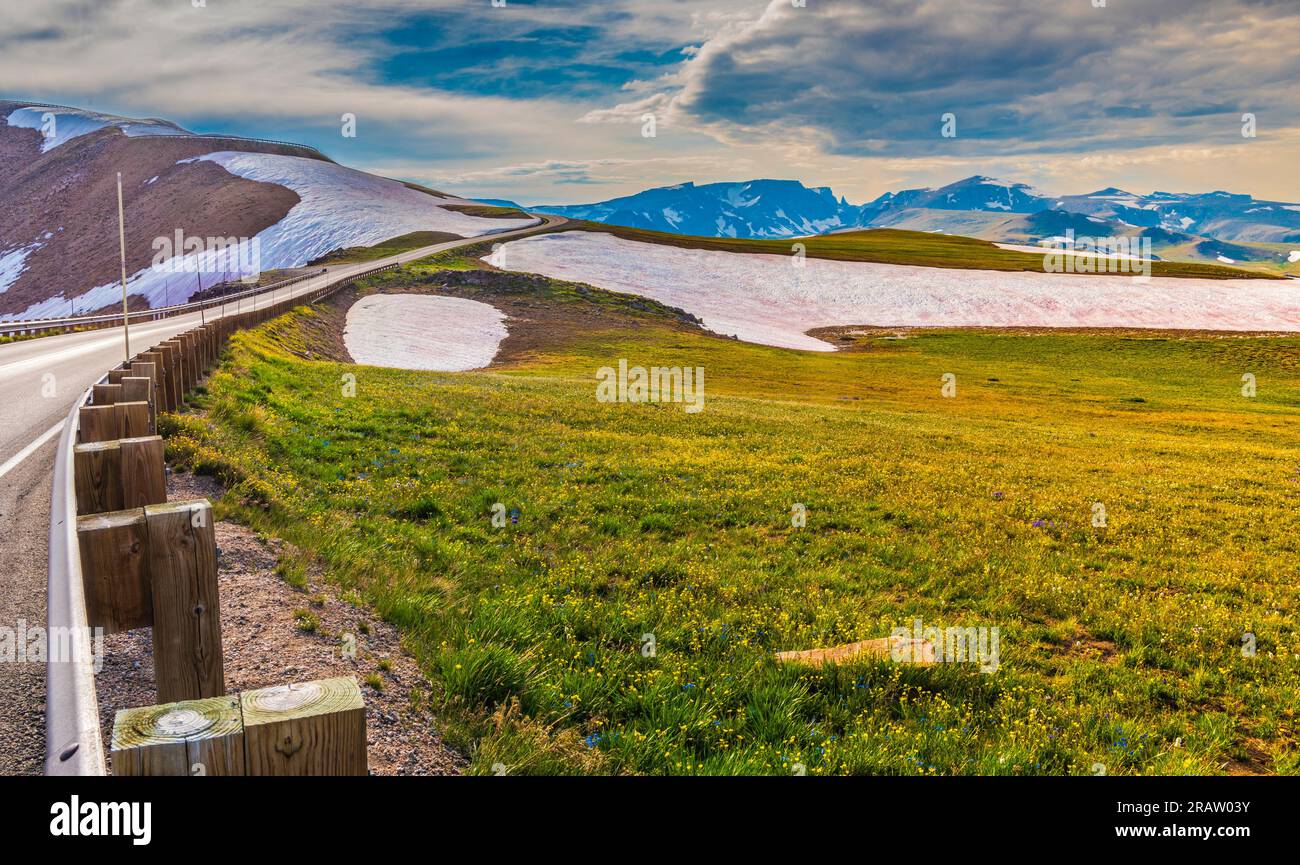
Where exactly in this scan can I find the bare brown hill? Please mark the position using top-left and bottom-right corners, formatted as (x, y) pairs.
(0, 101), (316, 316)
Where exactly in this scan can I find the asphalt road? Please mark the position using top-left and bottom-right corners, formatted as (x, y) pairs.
(0, 213), (563, 774)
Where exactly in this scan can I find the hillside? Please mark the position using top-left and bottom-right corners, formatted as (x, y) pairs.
(0, 101), (536, 319)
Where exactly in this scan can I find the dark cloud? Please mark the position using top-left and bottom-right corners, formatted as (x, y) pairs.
(670, 0), (1300, 156)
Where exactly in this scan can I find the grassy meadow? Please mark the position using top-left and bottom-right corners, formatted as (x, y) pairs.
(164, 258), (1300, 775)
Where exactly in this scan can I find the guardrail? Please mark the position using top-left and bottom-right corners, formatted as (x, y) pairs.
(1, 270), (326, 339)
(45, 259), (397, 776)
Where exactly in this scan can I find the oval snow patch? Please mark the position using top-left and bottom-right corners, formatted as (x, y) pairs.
(344, 294), (506, 371)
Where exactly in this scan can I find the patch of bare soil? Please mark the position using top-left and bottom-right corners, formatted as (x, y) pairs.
(1224, 738), (1273, 776)
(94, 470), (465, 776)
(0, 112), (305, 316)
(289, 266), (709, 368)
(807, 323), (1300, 351)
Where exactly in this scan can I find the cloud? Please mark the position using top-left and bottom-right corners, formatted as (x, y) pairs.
(601, 0), (1300, 157)
(1, 0), (1296, 204)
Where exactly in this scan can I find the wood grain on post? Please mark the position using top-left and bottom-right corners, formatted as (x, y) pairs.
(120, 375), (155, 432)
(111, 695), (245, 777)
(120, 436), (167, 508)
(107, 368), (127, 385)
(78, 405), (122, 443)
(170, 337), (192, 395)
(146, 499), (224, 703)
(74, 436), (167, 514)
(92, 383), (122, 405)
(138, 351), (168, 412)
(76, 507), (152, 634)
(158, 342), (181, 408)
(240, 677), (367, 776)
(74, 441), (123, 515)
(129, 361), (158, 397)
(184, 333), (199, 388)
(117, 400), (152, 439)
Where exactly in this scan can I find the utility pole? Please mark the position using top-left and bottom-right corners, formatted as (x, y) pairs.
(116, 172), (130, 362)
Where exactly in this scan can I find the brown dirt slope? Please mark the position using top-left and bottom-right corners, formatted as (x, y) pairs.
(0, 105), (309, 316)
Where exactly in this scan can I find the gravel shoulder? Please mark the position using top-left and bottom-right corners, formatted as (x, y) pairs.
(95, 470), (466, 776)
(0, 444), (56, 776)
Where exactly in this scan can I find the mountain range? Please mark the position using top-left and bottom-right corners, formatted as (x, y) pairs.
(516, 176), (1300, 269)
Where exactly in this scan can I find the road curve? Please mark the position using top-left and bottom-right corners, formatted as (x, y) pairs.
(0, 212), (564, 775)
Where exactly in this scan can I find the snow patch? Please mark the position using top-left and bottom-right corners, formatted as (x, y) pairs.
(0, 243), (40, 294)
(6, 105), (188, 152)
(199, 151), (535, 269)
(1288, 251), (1300, 263)
(491, 232), (1300, 350)
(343, 294), (506, 371)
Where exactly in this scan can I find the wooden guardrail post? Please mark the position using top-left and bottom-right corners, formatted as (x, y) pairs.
(145, 499), (224, 703)
(121, 374), (155, 432)
(118, 400), (151, 438)
(79, 405), (121, 443)
(73, 435), (166, 514)
(111, 695), (244, 776)
(92, 383), (121, 405)
(240, 678), (367, 776)
(76, 508), (153, 634)
(157, 342), (181, 409)
(138, 351), (170, 412)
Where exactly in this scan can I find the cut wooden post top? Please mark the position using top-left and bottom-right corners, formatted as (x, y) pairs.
(144, 498), (211, 518)
(112, 695), (242, 751)
(74, 434), (161, 454)
(240, 677), (364, 725)
(74, 439), (119, 455)
(76, 506), (146, 532)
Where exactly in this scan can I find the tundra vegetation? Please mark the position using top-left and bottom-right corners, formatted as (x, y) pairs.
(164, 246), (1300, 775)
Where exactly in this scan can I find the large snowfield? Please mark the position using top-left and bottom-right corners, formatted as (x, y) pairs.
(492, 232), (1300, 350)
(343, 293), (507, 371)
(12, 151), (536, 319)
(196, 151), (536, 265)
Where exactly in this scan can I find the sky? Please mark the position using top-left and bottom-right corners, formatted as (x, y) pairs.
(1, 0), (1298, 206)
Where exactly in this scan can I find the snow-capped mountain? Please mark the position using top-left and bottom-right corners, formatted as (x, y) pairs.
(863, 176), (1054, 216)
(528, 176), (1300, 251)
(532, 180), (865, 238)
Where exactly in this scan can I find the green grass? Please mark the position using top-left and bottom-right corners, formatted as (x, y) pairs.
(307, 231), (464, 265)
(564, 222), (1276, 280)
(167, 264), (1300, 776)
(440, 203), (533, 220)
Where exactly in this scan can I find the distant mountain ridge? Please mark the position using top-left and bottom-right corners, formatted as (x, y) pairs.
(522, 175), (1300, 267)
(532, 179), (865, 239)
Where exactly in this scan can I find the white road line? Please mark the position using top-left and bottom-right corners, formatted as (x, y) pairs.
(0, 420), (65, 480)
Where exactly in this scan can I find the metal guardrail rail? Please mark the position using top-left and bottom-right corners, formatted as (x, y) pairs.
(44, 386), (102, 775)
(43, 258), (399, 776)
(1, 270), (326, 338)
